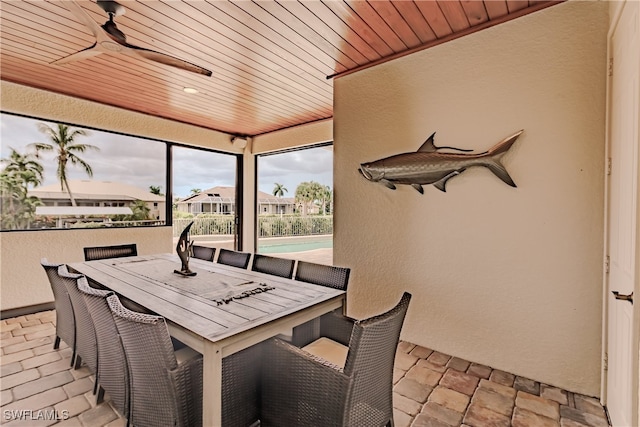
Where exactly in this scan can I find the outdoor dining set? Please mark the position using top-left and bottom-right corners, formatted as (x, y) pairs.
(42, 243), (411, 427)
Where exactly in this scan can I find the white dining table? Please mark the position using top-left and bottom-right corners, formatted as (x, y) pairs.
(68, 253), (345, 427)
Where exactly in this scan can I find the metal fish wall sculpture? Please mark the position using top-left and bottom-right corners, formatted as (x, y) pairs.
(359, 130), (523, 194)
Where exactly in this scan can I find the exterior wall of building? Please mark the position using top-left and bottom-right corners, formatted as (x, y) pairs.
(333, 1), (608, 396)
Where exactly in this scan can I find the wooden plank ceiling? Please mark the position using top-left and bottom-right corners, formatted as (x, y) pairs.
(0, 0), (561, 137)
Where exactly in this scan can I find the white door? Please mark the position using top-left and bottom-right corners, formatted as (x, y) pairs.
(606, 1), (639, 426)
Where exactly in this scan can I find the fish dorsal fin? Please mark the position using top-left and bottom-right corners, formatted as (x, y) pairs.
(417, 132), (437, 152)
(417, 132), (474, 153)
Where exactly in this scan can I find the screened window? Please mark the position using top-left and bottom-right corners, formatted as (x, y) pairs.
(1, 113), (166, 230)
(256, 144), (333, 259)
(172, 145), (239, 250)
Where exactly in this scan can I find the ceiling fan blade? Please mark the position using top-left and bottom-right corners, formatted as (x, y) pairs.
(51, 42), (102, 65)
(123, 44), (212, 77)
(61, 1), (111, 43)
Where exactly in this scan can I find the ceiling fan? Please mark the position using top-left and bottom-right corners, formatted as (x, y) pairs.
(53, 0), (212, 77)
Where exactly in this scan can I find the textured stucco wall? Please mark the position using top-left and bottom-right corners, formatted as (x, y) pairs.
(0, 82), (234, 311)
(334, 1), (607, 395)
(0, 228), (172, 311)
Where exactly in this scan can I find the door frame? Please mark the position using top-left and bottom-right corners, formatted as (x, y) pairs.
(602, 2), (640, 426)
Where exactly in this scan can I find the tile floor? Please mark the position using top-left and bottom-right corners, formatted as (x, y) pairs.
(1, 310), (610, 427)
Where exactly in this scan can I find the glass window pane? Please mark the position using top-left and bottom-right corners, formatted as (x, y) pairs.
(256, 145), (333, 264)
(172, 145), (238, 251)
(1, 113), (166, 230)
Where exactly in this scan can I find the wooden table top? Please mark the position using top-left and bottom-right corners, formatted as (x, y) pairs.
(68, 253), (345, 344)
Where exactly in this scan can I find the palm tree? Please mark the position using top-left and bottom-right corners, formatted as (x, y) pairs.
(0, 148), (44, 229)
(295, 181), (319, 216)
(1, 148), (44, 187)
(319, 185), (332, 215)
(272, 183), (288, 198)
(129, 200), (151, 221)
(30, 123), (99, 206)
(190, 188), (202, 196)
(149, 185), (163, 195)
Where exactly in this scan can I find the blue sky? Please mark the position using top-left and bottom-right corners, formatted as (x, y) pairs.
(1, 113), (332, 199)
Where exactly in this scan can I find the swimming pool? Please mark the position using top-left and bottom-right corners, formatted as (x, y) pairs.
(258, 238), (333, 254)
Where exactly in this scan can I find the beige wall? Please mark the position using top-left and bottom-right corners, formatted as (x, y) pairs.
(0, 81), (236, 311)
(333, 1), (607, 396)
(0, 228), (172, 311)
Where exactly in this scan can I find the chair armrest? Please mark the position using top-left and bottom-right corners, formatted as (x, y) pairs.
(320, 310), (355, 346)
(261, 338), (354, 427)
(292, 310), (355, 348)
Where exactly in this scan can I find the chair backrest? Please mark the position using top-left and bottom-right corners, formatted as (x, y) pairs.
(84, 243), (138, 261)
(217, 248), (251, 269)
(58, 267), (98, 375)
(107, 294), (187, 427)
(295, 261), (351, 291)
(343, 292), (412, 426)
(40, 258), (76, 351)
(251, 254), (295, 279)
(78, 280), (129, 417)
(191, 245), (215, 262)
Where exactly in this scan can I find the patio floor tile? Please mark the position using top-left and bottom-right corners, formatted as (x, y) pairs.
(0, 311), (611, 426)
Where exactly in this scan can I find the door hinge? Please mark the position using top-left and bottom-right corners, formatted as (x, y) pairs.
(604, 352), (608, 371)
(605, 255), (610, 274)
(607, 157), (612, 175)
(608, 57), (613, 76)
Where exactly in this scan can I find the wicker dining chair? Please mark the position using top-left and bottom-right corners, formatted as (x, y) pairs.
(216, 248), (251, 269)
(294, 261), (351, 290)
(40, 259), (77, 366)
(261, 292), (412, 427)
(292, 261), (351, 347)
(191, 245), (216, 262)
(84, 243), (138, 261)
(57, 267), (102, 399)
(251, 254), (296, 279)
(106, 294), (263, 427)
(107, 293), (202, 427)
(77, 280), (129, 418)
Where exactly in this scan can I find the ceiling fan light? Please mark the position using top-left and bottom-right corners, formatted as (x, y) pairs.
(183, 87), (198, 94)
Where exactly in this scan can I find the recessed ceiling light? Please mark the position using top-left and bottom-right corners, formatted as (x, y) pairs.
(183, 87), (198, 94)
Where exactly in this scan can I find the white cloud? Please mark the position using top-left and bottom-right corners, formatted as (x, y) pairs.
(2, 113), (334, 201)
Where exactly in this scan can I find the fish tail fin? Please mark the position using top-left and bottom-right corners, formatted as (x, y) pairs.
(487, 129), (523, 157)
(482, 130), (522, 187)
(484, 157), (516, 187)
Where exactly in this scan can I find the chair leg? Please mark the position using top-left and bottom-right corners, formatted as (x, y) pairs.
(73, 354), (83, 370)
(96, 385), (105, 404)
(69, 350), (76, 367)
(54, 336), (61, 349)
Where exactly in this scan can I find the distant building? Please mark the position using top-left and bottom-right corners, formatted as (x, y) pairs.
(176, 186), (296, 215)
(30, 180), (165, 221)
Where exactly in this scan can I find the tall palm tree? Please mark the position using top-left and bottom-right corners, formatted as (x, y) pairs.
(319, 185), (332, 215)
(149, 185), (163, 195)
(272, 183), (287, 198)
(30, 123), (99, 206)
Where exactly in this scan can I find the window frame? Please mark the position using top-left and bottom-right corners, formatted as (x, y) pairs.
(0, 111), (242, 237)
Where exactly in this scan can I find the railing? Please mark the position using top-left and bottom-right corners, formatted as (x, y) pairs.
(258, 215), (333, 237)
(172, 215), (333, 238)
